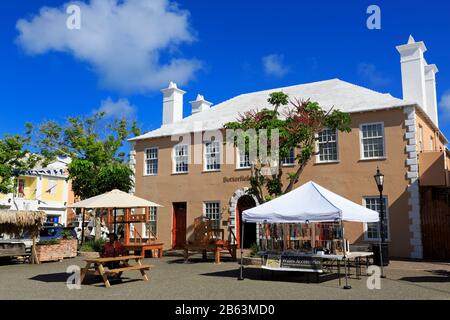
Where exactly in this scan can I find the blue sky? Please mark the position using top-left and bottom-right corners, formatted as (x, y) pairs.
(1, 0), (450, 142)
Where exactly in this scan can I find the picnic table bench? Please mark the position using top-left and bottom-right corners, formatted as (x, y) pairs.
(123, 242), (163, 258)
(80, 255), (152, 288)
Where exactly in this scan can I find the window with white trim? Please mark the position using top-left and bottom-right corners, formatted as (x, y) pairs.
(429, 136), (434, 151)
(360, 123), (385, 159)
(48, 178), (57, 195)
(144, 147), (158, 175)
(281, 148), (295, 165)
(364, 197), (389, 240)
(204, 141), (221, 171)
(418, 126), (424, 152)
(317, 129), (338, 162)
(173, 144), (188, 173)
(204, 202), (221, 229)
(237, 147), (251, 169)
(146, 207), (157, 238)
(17, 179), (25, 197)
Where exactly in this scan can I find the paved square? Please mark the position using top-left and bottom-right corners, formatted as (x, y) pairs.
(0, 253), (449, 300)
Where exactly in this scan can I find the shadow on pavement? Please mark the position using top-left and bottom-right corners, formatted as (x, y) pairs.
(399, 270), (450, 283)
(30, 272), (69, 283)
(0, 257), (27, 266)
(200, 267), (340, 284)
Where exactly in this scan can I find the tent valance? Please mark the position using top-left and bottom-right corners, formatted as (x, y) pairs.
(242, 181), (379, 223)
(70, 189), (162, 209)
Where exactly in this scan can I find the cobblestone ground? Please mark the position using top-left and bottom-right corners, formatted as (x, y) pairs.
(0, 253), (449, 300)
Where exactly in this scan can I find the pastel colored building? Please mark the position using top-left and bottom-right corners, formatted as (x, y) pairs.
(0, 157), (74, 226)
(129, 36), (450, 259)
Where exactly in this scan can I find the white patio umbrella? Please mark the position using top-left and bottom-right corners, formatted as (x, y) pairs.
(70, 189), (162, 243)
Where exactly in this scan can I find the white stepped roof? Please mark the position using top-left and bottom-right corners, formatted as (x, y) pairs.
(131, 78), (413, 141)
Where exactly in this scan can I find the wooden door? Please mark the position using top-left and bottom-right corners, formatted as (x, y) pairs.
(421, 187), (450, 260)
(173, 203), (187, 249)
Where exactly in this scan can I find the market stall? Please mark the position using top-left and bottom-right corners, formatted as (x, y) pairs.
(0, 210), (46, 264)
(70, 189), (163, 256)
(239, 181), (380, 288)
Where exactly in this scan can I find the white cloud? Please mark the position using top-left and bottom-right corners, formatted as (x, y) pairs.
(262, 54), (289, 77)
(439, 90), (450, 119)
(16, 0), (201, 93)
(94, 97), (136, 119)
(357, 63), (391, 87)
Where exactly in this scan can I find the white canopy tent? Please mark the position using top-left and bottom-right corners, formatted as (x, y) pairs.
(238, 181), (380, 288)
(242, 181), (379, 223)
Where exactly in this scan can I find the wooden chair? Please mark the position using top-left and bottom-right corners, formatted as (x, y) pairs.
(184, 217), (236, 263)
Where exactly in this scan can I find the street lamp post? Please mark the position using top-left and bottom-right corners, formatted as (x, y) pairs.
(373, 167), (386, 278)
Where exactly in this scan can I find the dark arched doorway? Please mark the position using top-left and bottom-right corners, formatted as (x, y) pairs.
(237, 195), (257, 249)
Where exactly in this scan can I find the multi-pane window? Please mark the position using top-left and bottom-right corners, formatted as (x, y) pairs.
(174, 145), (189, 173)
(145, 147), (158, 175)
(361, 123), (385, 159)
(238, 148), (251, 168)
(364, 197), (389, 240)
(418, 126), (424, 152)
(17, 179), (25, 197)
(204, 141), (221, 171)
(204, 202), (221, 230)
(317, 129), (338, 162)
(147, 207), (157, 239)
(281, 148), (295, 165)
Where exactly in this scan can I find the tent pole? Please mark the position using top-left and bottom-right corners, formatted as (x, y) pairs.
(114, 207), (117, 235)
(341, 219), (351, 289)
(80, 208), (85, 246)
(238, 221), (245, 281)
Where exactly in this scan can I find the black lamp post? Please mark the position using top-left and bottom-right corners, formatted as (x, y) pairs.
(374, 167), (386, 277)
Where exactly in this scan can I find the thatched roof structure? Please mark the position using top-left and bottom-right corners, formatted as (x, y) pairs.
(0, 210), (46, 235)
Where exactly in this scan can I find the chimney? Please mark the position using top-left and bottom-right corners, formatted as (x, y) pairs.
(161, 81), (186, 125)
(190, 94), (213, 114)
(396, 35), (439, 126)
(424, 64), (439, 126)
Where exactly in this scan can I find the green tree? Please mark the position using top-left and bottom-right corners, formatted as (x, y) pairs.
(225, 92), (351, 203)
(0, 134), (39, 196)
(29, 112), (140, 200)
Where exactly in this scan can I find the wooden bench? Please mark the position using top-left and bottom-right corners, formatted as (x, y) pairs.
(184, 217), (237, 264)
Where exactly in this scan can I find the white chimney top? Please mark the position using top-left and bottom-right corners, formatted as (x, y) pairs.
(190, 94), (213, 114)
(161, 82), (186, 125)
(396, 35), (439, 127)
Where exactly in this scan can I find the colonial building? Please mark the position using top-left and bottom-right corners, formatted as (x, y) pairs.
(0, 157), (75, 226)
(130, 36), (449, 259)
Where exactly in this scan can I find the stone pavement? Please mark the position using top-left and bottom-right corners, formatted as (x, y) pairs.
(0, 253), (449, 300)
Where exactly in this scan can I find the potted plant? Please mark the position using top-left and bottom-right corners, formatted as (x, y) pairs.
(78, 239), (106, 258)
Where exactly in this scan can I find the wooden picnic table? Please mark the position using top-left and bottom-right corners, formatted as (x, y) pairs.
(80, 255), (152, 288)
(123, 243), (164, 258)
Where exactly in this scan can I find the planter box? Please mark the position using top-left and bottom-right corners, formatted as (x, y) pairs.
(36, 239), (78, 262)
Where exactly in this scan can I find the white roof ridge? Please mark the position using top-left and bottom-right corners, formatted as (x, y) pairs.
(130, 78), (414, 141)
